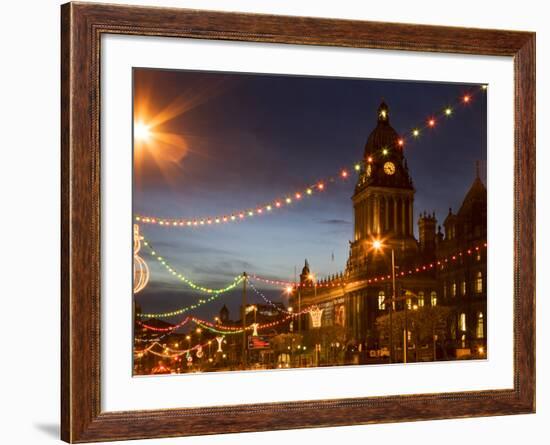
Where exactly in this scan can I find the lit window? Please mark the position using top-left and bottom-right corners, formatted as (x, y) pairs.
(461, 280), (466, 295)
(451, 282), (457, 297)
(476, 252), (481, 261)
(476, 312), (484, 339)
(418, 291), (425, 307)
(406, 298), (412, 310)
(475, 272), (483, 293)
(378, 291), (385, 310)
(459, 313), (467, 332)
(431, 291), (437, 306)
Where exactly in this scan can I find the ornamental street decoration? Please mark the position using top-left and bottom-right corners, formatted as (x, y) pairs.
(133, 224), (150, 293)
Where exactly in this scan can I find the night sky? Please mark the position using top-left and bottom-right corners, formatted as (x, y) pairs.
(133, 68), (487, 324)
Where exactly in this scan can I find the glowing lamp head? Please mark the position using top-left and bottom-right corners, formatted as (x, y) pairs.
(445, 107), (453, 116)
(372, 239), (383, 250)
(134, 121), (151, 142)
(308, 273), (315, 281)
(463, 95), (471, 103)
(285, 285), (293, 295)
(428, 118), (436, 127)
(412, 129), (420, 138)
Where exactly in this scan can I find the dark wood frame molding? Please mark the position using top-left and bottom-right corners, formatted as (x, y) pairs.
(61, 2), (535, 442)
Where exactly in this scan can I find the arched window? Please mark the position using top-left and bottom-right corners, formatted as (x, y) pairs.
(451, 282), (457, 297)
(476, 312), (484, 339)
(430, 291), (437, 307)
(459, 313), (467, 332)
(418, 291), (425, 307)
(461, 280), (466, 296)
(378, 291), (385, 310)
(475, 272), (483, 293)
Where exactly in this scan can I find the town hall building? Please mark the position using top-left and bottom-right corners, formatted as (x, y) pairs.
(289, 101), (487, 361)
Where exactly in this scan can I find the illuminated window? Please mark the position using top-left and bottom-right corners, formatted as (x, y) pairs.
(378, 291), (385, 310)
(476, 312), (484, 339)
(451, 282), (457, 297)
(475, 272), (483, 293)
(430, 291), (437, 307)
(459, 313), (467, 332)
(476, 252), (481, 261)
(461, 280), (466, 295)
(418, 291), (425, 307)
(406, 298), (412, 310)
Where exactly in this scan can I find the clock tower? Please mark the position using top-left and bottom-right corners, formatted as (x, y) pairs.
(347, 101), (418, 276)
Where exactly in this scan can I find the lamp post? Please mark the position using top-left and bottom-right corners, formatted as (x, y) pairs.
(242, 272), (247, 368)
(372, 239), (395, 364)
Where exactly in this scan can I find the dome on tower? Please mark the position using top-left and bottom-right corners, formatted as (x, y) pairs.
(363, 101), (401, 159)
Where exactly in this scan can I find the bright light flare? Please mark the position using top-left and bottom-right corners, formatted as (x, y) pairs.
(134, 121), (151, 142)
(372, 239), (383, 250)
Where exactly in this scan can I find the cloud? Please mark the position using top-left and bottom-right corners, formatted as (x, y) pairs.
(319, 218), (351, 225)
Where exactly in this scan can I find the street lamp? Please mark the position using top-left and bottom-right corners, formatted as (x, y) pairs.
(372, 238), (396, 364)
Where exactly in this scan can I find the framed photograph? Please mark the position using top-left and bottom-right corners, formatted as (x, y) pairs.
(61, 2), (535, 442)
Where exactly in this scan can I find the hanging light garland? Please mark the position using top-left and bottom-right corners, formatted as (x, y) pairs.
(246, 279), (295, 315)
(250, 243), (487, 289)
(134, 332), (172, 343)
(142, 238), (244, 295)
(190, 313), (299, 335)
(137, 316), (191, 332)
(134, 85), (487, 229)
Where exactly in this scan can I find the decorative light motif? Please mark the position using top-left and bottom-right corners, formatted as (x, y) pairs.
(215, 336), (224, 353)
(309, 306), (324, 328)
(133, 224), (150, 293)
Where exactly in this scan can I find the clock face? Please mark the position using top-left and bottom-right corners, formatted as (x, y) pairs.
(383, 162), (396, 175)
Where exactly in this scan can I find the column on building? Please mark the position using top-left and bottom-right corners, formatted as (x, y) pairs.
(408, 198), (414, 235)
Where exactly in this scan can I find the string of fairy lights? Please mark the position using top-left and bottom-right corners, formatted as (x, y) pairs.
(142, 238), (244, 295)
(134, 85), (487, 229)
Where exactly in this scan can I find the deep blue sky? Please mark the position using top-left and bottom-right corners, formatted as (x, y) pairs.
(133, 68), (486, 323)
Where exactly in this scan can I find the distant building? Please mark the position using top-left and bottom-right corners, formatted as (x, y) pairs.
(289, 101), (487, 360)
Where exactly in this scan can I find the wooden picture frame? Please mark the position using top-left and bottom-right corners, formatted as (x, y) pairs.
(61, 2), (535, 442)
